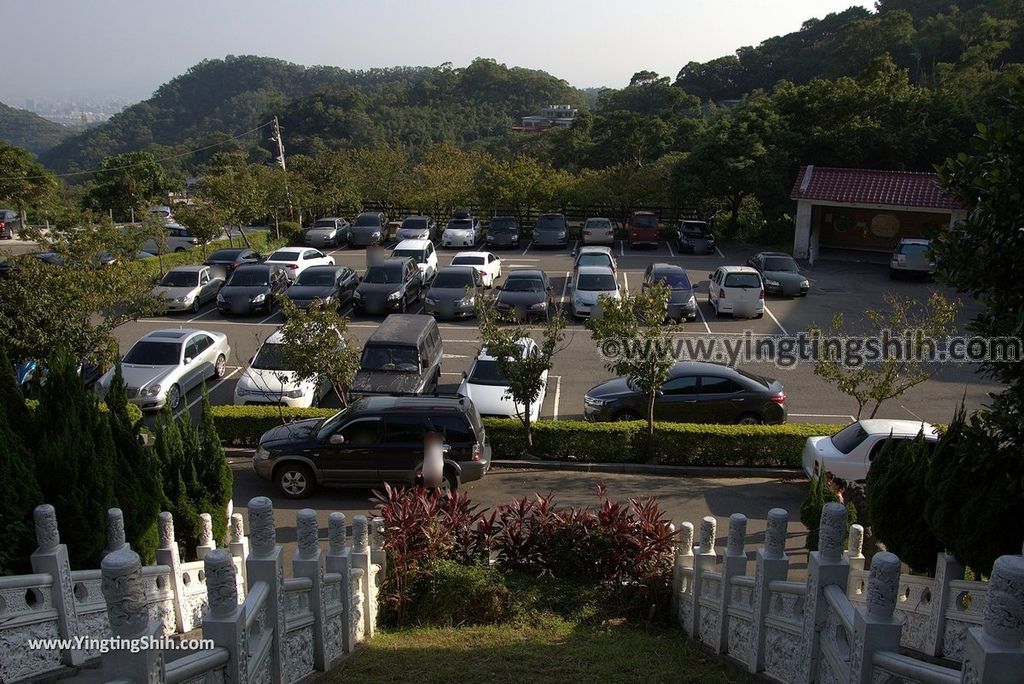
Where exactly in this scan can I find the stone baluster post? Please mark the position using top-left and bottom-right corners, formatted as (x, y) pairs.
(246, 497), (285, 684)
(714, 513), (748, 654)
(749, 508), (790, 673)
(325, 512), (356, 654)
(672, 522), (694, 621)
(688, 516), (718, 638)
(799, 502), (850, 684)
(228, 513), (250, 588)
(349, 515), (376, 639)
(370, 515), (387, 578)
(845, 524), (865, 571)
(925, 551), (964, 657)
(196, 512), (216, 560)
(155, 511), (187, 633)
(293, 509), (327, 672)
(850, 552), (902, 684)
(201, 549), (248, 684)
(30, 504), (85, 666)
(105, 508), (128, 556)
(100, 546), (163, 682)
(961, 555), (1024, 683)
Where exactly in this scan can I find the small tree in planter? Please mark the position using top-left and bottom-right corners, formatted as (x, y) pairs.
(586, 280), (676, 452)
(476, 296), (567, 451)
(277, 297), (362, 407)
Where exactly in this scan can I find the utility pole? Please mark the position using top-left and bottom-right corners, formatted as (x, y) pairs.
(269, 117), (293, 220)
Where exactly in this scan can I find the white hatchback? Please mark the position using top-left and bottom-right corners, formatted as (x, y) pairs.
(458, 338), (547, 421)
(708, 266), (764, 319)
(572, 265), (621, 318)
(801, 419), (940, 482)
(234, 330), (332, 408)
(264, 248), (335, 281)
(391, 239), (439, 282)
(451, 251), (502, 287)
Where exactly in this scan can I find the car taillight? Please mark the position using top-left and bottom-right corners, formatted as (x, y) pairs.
(719, 288), (726, 298)
(759, 289), (765, 300)
(0, 221), (5, 229)
(288, 264), (298, 270)
(584, 230), (591, 235)
(228, 263), (238, 270)
(770, 392), (786, 405)
(472, 442), (482, 461)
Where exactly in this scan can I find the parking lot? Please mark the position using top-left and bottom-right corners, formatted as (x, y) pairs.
(112, 236), (1000, 427)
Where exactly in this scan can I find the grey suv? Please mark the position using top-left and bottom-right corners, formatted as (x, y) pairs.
(353, 257), (423, 315)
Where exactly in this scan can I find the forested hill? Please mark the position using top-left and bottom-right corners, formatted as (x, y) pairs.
(675, 0), (1024, 100)
(0, 102), (72, 156)
(39, 56), (583, 173)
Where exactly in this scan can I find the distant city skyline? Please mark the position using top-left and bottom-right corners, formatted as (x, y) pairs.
(2, 0), (871, 105)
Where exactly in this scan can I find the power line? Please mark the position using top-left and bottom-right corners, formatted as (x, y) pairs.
(0, 120), (274, 181)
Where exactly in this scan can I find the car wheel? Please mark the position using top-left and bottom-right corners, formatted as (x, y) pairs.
(275, 463), (314, 499)
(439, 470), (460, 496)
(400, 295), (408, 313)
(213, 354), (227, 379)
(615, 410), (641, 421)
(167, 384), (182, 411)
(191, 298), (201, 314)
(755, 312), (764, 319)
(735, 413), (763, 426)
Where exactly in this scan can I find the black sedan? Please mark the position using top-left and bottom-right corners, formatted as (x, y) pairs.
(642, 263), (697, 322)
(485, 217), (520, 249)
(216, 264), (290, 315)
(204, 248), (262, 278)
(676, 220), (716, 254)
(493, 269), (555, 321)
(583, 362), (787, 425)
(424, 266), (483, 319)
(284, 265), (359, 312)
(747, 252), (810, 297)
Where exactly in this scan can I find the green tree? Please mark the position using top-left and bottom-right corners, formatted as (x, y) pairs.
(351, 146), (412, 217)
(172, 200), (227, 258)
(84, 151), (176, 222)
(155, 406), (203, 558)
(196, 383), (233, 546)
(0, 350), (43, 574)
(276, 298), (362, 407)
(476, 298), (568, 450)
(585, 281), (676, 446)
(476, 155), (568, 226)
(410, 142), (483, 219)
(0, 141), (59, 228)
(810, 292), (959, 419)
(799, 472), (857, 551)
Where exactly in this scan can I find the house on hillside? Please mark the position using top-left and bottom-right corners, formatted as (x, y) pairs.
(512, 104), (579, 132)
(790, 165), (966, 262)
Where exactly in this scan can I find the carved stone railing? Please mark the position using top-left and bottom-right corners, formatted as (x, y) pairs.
(0, 573), (62, 682)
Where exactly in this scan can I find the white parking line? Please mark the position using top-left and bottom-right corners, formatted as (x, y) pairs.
(763, 304), (789, 335)
(258, 310), (280, 325)
(715, 246), (725, 258)
(186, 308), (220, 323)
(790, 412), (856, 422)
(666, 241), (675, 258)
(440, 372), (464, 376)
(560, 271), (570, 304)
(618, 241), (624, 258)
(521, 242), (532, 255)
(622, 272), (629, 294)
(175, 367), (240, 417)
(695, 299), (712, 334)
(552, 375), (562, 421)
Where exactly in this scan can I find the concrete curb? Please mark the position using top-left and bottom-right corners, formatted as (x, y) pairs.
(490, 459), (806, 480)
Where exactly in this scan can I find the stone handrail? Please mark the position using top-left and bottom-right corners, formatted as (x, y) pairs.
(872, 651), (960, 684)
(164, 647), (230, 684)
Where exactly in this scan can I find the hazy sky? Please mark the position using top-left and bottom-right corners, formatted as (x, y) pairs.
(2, 0), (872, 103)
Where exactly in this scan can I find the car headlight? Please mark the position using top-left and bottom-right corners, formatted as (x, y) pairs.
(353, 290), (363, 299)
(318, 295), (334, 305)
(801, 280), (809, 288)
(558, 231), (566, 238)
(458, 295), (475, 306)
(584, 395), (606, 406)
(283, 388), (305, 399)
(486, 234), (494, 240)
(175, 295), (192, 303)
(387, 290), (402, 301)
(372, 231), (381, 238)
(688, 295), (696, 306)
(529, 302), (547, 310)
(146, 385), (162, 397)
(217, 293), (225, 303)
(765, 279), (781, 287)
(425, 296), (438, 305)
(252, 293), (266, 303)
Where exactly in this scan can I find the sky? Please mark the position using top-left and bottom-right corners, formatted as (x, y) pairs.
(1, 0), (872, 104)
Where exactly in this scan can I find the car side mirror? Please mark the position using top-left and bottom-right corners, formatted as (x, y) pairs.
(708, 273), (714, 280)
(328, 433), (345, 445)
(184, 357), (193, 365)
(461, 370), (467, 379)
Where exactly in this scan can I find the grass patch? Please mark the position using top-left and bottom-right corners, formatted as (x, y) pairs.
(336, 618), (755, 684)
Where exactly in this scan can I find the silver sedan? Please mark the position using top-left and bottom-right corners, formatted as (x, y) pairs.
(98, 328), (231, 411)
(151, 265), (223, 313)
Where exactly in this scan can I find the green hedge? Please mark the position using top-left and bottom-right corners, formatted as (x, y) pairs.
(27, 397), (144, 427)
(127, 231), (286, 278)
(211, 405), (843, 467)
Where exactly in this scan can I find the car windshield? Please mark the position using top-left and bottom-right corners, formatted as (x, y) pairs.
(535, 217), (564, 231)
(251, 342), (288, 371)
(503, 276), (545, 292)
(633, 215), (658, 228)
(295, 270), (336, 286)
(586, 219), (611, 229)
(576, 273), (617, 291)
(268, 250), (300, 262)
(354, 215), (380, 227)
(313, 220), (337, 229)
(208, 250), (241, 262)
(490, 220), (516, 231)
(576, 254), (612, 268)
(392, 249), (425, 263)
(652, 272), (691, 289)
(227, 270), (269, 287)
(361, 345), (419, 372)
(452, 256), (484, 266)
(363, 266), (403, 284)
(124, 341), (181, 366)
(899, 243), (930, 257)
(681, 222), (709, 236)
(159, 271), (200, 287)
(724, 273), (762, 288)
(764, 257), (799, 272)
(401, 218), (427, 230)
(447, 220), (473, 230)
(467, 359), (508, 386)
(830, 423), (870, 455)
(432, 271), (475, 288)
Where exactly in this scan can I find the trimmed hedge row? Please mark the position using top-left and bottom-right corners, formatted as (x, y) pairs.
(211, 405), (843, 468)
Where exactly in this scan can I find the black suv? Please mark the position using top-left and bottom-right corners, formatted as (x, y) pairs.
(252, 395), (492, 498)
(353, 257), (423, 315)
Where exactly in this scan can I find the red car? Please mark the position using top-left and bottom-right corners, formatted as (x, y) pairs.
(0, 209), (19, 239)
(627, 211), (660, 248)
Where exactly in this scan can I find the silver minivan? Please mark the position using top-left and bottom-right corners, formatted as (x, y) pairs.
(889, 238), (935, 279)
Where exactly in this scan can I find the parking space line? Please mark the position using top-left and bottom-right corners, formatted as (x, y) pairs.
(175, 368), (240, 417)
(258, 310), (280, 325)
(618, 240), (624, 258)
(666, 241), (674, 258)
(695, 299), (712, 334)
(715, 246), (725, 258)
(552, 375), (562, 421)
(622, 272), (629, 294)
(763, 304), (789, 336)
(440, 372), (464, 376)
(186, 308), (220, 323)
(521, 242), (532, 255)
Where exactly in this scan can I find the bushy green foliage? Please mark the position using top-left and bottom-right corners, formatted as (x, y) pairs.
(209, 405), (337, 446)
(800, 473), (857, 551)
(197, 384), (233, 546)
(0, 353), (43, 575)
(278, 220), (303, 245)
(0, 101), (70, 156)
(405, 560), (514, 627)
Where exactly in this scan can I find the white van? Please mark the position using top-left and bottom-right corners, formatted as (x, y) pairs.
(391, 239), (439, 282)
(708, 266), (764, 318)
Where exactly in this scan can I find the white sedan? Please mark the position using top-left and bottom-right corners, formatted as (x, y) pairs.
(458, 338), (547, 421)
(264, 248), (335, 281)
(801, 419), (940, 482)
(234, 330), (331, 408)
(451, 251), (501, 287)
